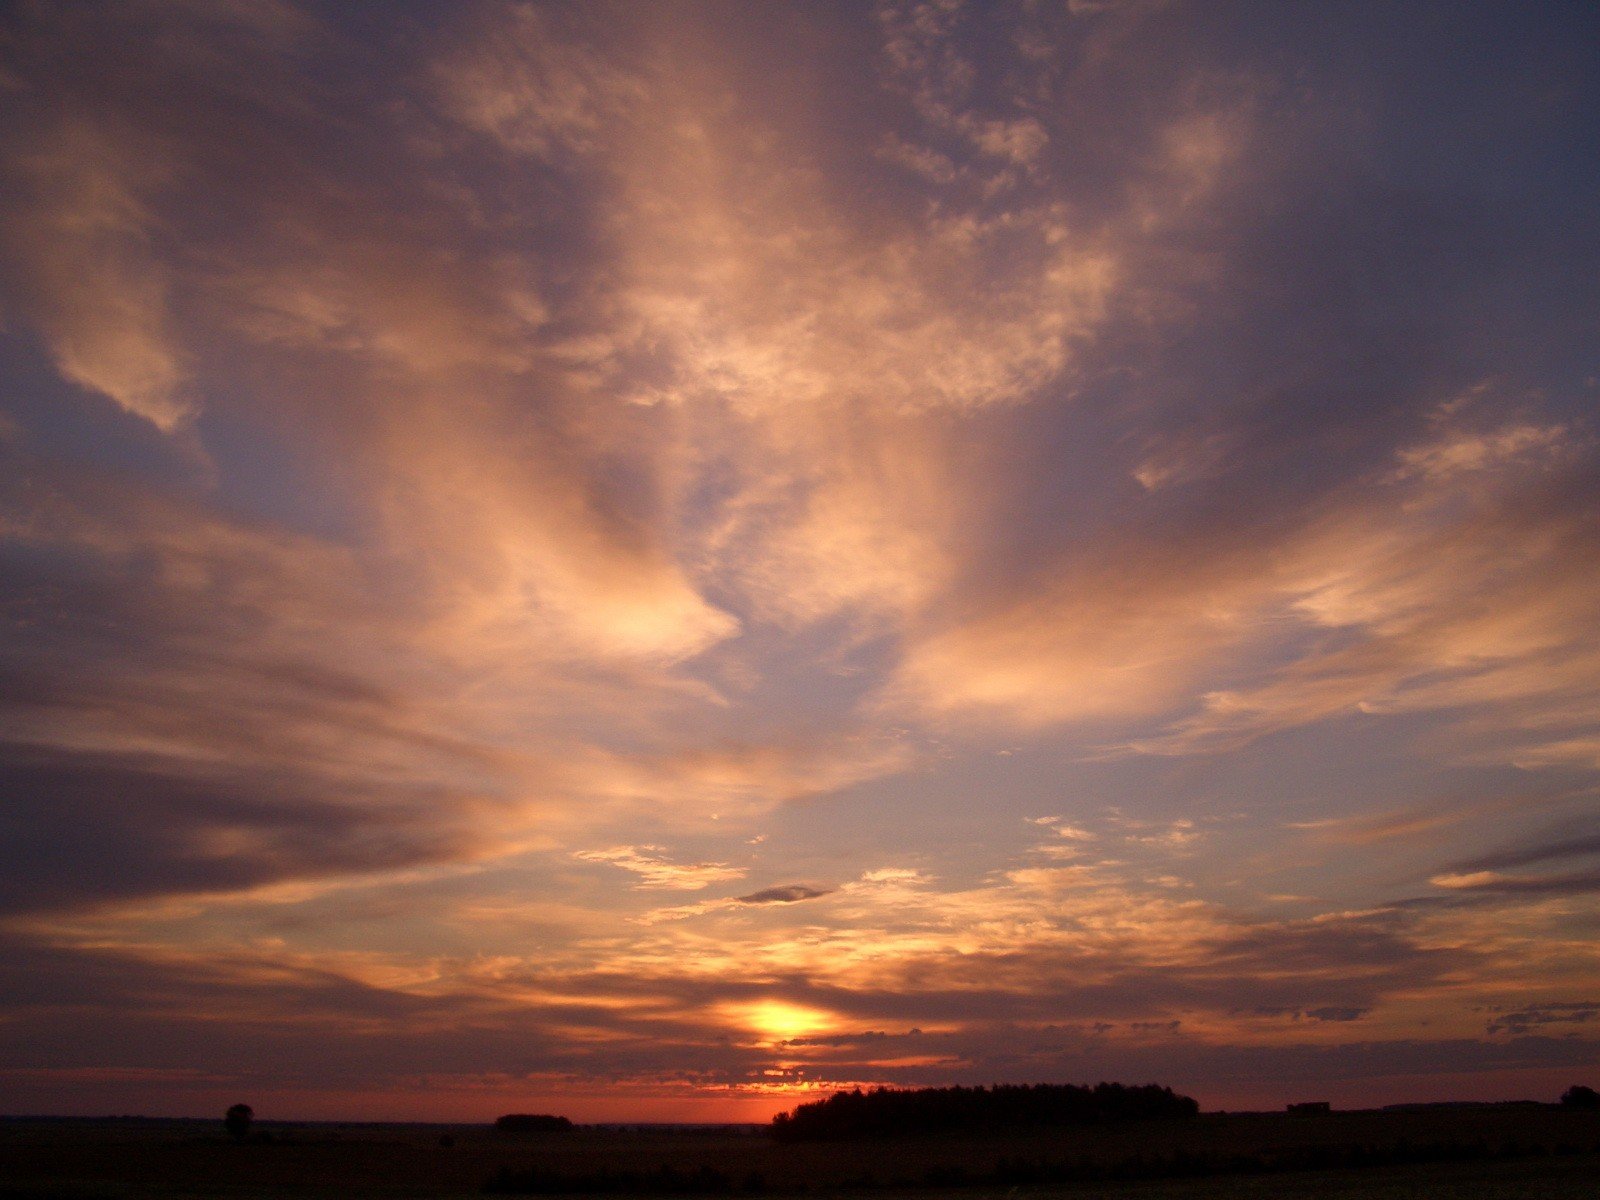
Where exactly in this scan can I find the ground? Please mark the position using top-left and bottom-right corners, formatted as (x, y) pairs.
(1, 1108), (1597, 1199)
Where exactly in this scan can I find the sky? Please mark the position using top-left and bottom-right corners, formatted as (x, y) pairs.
(1, 0), (1598, 1123)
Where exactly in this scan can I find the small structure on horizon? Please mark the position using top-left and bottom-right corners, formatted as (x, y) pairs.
(1287, 1101), (1331, 1115)
(224, 1103), (254, 1140)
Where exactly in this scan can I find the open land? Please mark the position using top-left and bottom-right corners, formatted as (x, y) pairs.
(2, 1107), (1599, 1199)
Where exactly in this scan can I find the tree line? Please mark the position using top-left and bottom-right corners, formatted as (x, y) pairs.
(770, 1082), (1199, 1141)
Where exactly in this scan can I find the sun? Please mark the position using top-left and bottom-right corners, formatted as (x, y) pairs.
(724, 1000), (836, 1042)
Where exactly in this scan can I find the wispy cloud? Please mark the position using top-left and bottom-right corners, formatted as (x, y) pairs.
(573, 846), (747, 891)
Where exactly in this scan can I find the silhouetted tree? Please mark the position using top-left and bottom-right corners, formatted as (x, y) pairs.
(771, 1082), (1198, 1141)
(1560, 1084), (1600, 1109)
(224, 1103), (254, 1140)
(495, 1113), (574, 1133)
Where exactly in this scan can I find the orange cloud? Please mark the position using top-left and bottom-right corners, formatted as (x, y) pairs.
(1, 117), (191, 430)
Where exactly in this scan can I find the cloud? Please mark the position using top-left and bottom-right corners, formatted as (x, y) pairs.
(0, 747), (486, 917)
(0, 456), (524, 914)
(1393, 417), (1574, 482)
(573, 847), (747, 891)
(0, 1), (321, 432)
(915, 423), (1600, 766)
(1306, 1007), (1369, 1023)
(1452, 833), (1600, 874)
(1486, 1003), (1600, 1037)
(884, 542), (1268, 728)
(1414, 822), (1600, 902)
(3, 919), (1581, 1118)
(735, 885), (831, 905)
(628, 877), (836, 926)
(1288, 803), (1480, 847)
(0, 115), (191, 430)
(1428, 870), (1600, 898)
(433, 3), (644, 159)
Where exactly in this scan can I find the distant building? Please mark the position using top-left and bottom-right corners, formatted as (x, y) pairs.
(1287, 1101), (1331, 1115)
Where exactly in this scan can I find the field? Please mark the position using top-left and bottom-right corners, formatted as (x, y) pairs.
(2, 1107), (1598, 1199)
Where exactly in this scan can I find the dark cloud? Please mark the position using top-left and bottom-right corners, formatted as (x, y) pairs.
(1241, 1007), (1369, 1024)
(1197, 915), (1458, 977)
(779, 1030), (899, 1048)
(1455, 833), (1600, 874)
(0, 747), (482, 915)
(1485, 1003), (1600, 1037)
(734, 885), (831, 905)
(1430, 872), (1600, 900)
(1305, 1007), (1369, 1024)
(0, 455), (525, 914)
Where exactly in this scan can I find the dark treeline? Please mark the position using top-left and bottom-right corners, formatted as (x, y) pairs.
(769, 1083), (1199, 1141)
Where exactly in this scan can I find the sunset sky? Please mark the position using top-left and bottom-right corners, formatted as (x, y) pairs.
(2, 0), (1598, 1123)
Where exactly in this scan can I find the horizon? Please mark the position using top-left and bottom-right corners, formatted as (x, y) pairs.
(2, 1), (1598, 1125)
(0, 1084), (1574, 1128)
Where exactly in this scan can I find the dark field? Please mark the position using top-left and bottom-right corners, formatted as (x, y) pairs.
(3, 1108), (1599, 1199)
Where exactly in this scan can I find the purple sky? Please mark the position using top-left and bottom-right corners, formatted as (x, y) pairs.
(1, 0), (1598, 1121)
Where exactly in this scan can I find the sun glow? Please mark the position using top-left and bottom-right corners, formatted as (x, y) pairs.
(724, 1000), (836, 1043)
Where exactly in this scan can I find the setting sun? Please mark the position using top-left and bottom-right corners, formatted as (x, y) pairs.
(725, 1001), (837, 1044)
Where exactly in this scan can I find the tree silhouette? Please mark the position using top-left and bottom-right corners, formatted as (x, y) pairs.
(495, 1113), (573, 1133)
(1560, 1084), (1600, 1109)
(224, 1103), (254, 1140)
(771, 1082), (1198, 1141)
